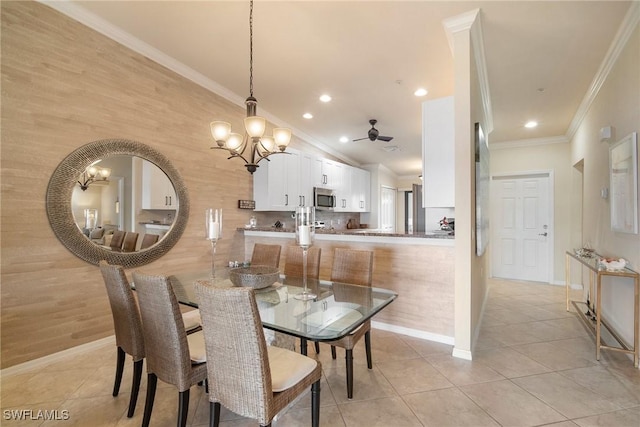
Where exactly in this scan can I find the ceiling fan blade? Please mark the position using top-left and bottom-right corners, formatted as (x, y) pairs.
(352, 137), (369, 142)
(377, 136), (394, 142)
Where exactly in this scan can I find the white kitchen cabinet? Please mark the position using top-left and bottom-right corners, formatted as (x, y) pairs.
(422, 96), (455, 208)
(141, 160), (178, 210)
(314, 158), (343, 190)
(254, 149), (313, 211)
(351, 167), (371, 212)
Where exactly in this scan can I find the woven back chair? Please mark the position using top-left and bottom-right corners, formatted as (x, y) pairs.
(99, 261), (145, 418)
(251, 243), (282, 268)
(283, 246), (321, 279)
(139, 233), (159, 250)
(194, 282), (321, 427)
(327, 248), (374, 398)
(122, 232), (139, 252)
(132, 272), (207, 427)
(109, 230), (126, 251)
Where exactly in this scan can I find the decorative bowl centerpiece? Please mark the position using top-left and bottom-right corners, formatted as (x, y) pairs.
(229, 266), (280, 289)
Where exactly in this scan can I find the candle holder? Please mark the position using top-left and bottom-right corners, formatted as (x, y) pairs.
(294, 206), (316, 300)
(205, 208), (222, 281)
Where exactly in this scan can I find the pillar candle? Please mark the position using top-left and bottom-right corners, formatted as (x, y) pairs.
(299, 225), (311, 246)
(208, 221), (219, 239)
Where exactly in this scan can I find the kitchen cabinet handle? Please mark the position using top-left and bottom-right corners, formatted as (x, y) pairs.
(285, 194), (289, 206)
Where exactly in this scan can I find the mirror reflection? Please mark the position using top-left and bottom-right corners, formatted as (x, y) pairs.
(71, 155), (178, 252)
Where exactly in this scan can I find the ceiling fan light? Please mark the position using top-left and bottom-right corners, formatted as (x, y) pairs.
(244, 116), (266, 138)
(225, 133), (244, 153)
(210, 121), (231, 146)
(273, 128), (292, 151)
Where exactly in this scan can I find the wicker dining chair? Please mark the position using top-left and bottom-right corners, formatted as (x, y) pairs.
(122, 232), (139, 252)
(132, 272), (208, 427)
(251, 243), (282, 268)
(326, 248), (374, 399)
(284, 245), (322, 354)
(109, 230), (126, 251)
(99, 261), (145, 418)
(139, 233), (159, 250)
(194, 282), (321, 427)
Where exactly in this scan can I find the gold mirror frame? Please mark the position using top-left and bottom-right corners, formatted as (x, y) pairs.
(46, 139), (189, 268)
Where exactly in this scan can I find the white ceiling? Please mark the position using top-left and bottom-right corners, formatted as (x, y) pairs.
(57, 1), (632, 177)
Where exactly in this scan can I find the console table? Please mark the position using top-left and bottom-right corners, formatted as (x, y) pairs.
(565, 251), (639, 367)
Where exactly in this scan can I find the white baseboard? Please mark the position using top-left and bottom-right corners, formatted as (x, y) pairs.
(1, 336), (115, 378)
(452, 348), (473, 360)
(372, 321), (455, 346)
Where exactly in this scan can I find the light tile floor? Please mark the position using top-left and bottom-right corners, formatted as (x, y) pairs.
(2, 278), (639, 426)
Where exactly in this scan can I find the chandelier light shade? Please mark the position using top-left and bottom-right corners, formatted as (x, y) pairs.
(78, 165), (111, 191)
(209, 0), (292, 174)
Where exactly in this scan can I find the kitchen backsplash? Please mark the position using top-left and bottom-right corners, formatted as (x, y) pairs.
(251, 211), (360, 230)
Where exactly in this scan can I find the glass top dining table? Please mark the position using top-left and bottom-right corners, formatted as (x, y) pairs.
(166, 269), (397, 346)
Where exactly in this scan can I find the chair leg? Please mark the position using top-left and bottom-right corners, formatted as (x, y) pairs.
(127, 359), (143, 418)
(177, 389), (190, 427)
(311, 380), (321, 427)
(345, 349), (354, 399)
(314, 342), (320, 354)
(210, 402), (221, 427)
(142, 373), (157, 427)
(365, 330), (373, 369)
(331, 345), (337, 359)
(113, 347), (125, 397)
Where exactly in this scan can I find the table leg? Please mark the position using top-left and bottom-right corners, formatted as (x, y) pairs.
(635, 276), (639, 368)
(566, 253), (570, 311)
(596, 275), (602, 361)
(300, 338), (308, 356)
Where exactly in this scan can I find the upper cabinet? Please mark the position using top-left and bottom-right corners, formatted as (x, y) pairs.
(141, 159), (178, 210)
(256, 150), (370, 212)
(422, 96), (454, 208)
(254, 149), (313, 211)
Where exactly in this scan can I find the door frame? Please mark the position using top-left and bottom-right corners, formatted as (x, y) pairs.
(489, 170), (555, 283)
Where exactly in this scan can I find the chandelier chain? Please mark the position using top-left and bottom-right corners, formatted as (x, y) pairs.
(249, 0), (254, 98)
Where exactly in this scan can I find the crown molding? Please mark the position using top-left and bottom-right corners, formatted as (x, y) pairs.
(38, 0), (359, 166)
(443, 8), (494, 136)
(470, 10), (494, 135)
(489, 135), (569, 151)
(566, 1), (640, 139)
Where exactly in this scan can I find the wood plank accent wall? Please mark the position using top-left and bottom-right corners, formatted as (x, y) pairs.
(0, 2), (304, 368)
(244, 234), (455, 338)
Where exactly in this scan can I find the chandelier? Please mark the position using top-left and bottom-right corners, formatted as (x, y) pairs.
(209, 0), (291, 174)
(77, 165), (111, 191)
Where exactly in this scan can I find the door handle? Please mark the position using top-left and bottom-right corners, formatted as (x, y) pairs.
(538, 232), (547, 236)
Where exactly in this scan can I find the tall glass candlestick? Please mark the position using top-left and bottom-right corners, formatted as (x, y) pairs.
(295, 206), (316, 300)
(205, 208), (222, 281)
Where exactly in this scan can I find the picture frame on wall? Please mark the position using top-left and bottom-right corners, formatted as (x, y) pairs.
(475, 122), (490, 255)
(609, 132), (638, 234)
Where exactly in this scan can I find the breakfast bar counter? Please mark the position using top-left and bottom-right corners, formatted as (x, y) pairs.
(235, 227), (455, 344)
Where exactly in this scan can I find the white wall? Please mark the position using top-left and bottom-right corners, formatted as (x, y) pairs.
(570, 22), (639, 347)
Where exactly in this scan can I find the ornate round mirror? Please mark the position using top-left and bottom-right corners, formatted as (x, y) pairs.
(47, 139), (189, 268)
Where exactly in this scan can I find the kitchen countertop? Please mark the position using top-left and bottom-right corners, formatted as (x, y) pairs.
(238, 227), (454, 239)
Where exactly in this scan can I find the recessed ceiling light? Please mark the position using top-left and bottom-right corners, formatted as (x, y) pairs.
(414, 88), (428, 97)
(303, 113), (313, 119)
(319, 94), (332, 103)
(524, 121), (538, 128)
(339, 136), (349, 143)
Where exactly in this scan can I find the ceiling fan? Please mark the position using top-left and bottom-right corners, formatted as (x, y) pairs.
(353, 119), (394, 142)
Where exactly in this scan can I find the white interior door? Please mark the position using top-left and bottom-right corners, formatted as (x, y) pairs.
(380, 186), (396, 232)
(491, 173), (552, 283)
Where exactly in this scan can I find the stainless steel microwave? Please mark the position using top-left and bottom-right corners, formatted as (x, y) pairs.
(314, 187), (336, 211)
